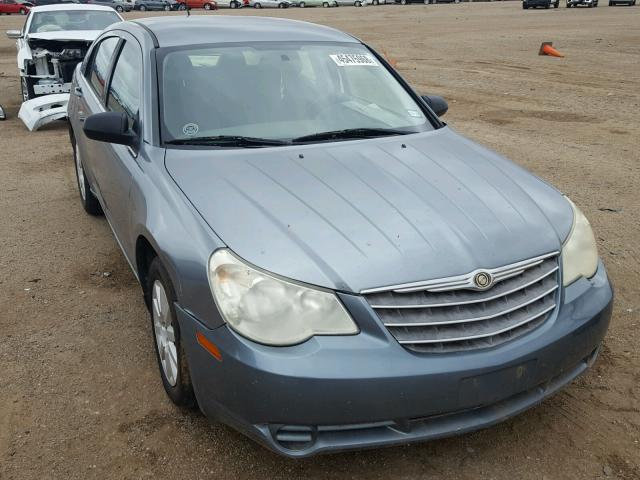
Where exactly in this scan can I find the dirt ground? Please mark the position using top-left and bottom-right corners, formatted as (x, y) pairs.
(1, 3), (639, 479)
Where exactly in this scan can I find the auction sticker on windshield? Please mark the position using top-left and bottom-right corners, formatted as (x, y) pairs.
(330, 53), (379, 67)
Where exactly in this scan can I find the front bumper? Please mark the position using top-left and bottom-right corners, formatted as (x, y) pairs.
(178, 261), (612, 457)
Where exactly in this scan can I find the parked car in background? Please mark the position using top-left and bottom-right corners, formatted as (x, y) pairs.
(6, 4), (122, 101)
(87, 0), (131, 11)
(335, 0), (366, 5)
(0, 0), (31, 14)
(395, 0), (428, 5)
(251, 0), (289, 7)
(176, 0), (217, 8)
(134, 0), (172, 10)
(67, 15), (612, 459)
(297, 0), (336, 6)
(566, 0), (596, 6)
(29, 0), (79, 5)
(523, 0), (558, 8)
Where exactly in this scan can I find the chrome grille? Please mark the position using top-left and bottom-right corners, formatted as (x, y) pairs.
(362, 252), (560, 353)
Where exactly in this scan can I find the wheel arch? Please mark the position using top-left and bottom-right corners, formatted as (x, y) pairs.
(136, 234), (160, 307)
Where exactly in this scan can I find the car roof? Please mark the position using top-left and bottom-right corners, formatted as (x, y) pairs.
(131, 16), (359, 47)
(30, 4), (117, 13)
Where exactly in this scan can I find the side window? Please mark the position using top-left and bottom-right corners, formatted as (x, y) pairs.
(87, 37), (119, 100)
(107, 40), (142, 132)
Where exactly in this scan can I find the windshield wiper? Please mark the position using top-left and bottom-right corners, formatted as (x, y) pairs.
(165, 135), (290, 148)
(291, 128), (410, 144)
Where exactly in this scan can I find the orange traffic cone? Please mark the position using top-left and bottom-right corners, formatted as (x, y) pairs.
(539, 42), (565, 58)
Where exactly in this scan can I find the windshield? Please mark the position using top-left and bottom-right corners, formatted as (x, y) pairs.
(160, 43), (434, 145)
(29, 10), (121, 33)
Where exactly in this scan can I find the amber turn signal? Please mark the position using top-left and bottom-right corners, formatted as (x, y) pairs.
(196, 331), (223, 362)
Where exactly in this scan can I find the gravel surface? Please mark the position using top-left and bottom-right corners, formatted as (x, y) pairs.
(1, 4), (639, 479)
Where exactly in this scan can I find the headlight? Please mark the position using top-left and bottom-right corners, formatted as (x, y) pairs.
(561, 197), (598, 286)
(207, 249), (358, 346)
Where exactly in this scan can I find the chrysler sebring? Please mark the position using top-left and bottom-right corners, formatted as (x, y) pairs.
(67, 16), (613, 457)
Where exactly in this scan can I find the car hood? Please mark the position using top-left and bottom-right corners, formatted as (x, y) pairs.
(26, 31), (100, 42)
(165, 127), (573, 293)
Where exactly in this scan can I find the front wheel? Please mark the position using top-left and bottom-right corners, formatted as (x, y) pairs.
(19, 7), (27, 14)
(299, 1), (305, 5)
(116, 5), (124, 11)
(20, 76), (34, 102)
(400, 0), (406, 4)
(204, 2), (212, 7)
(139, 4), (147, 10)
(147, 258), (197, 409)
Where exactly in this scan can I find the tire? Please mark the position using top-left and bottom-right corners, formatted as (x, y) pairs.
(72, 140), (102, 216)
(115, 5), (124, 11)
(323, 1), (329, 5)
(139, 4), (147, 10)
(204, 2), (212, 7)
(400, 0), (406, 4)
(147, 258), (197, 409)
(20, 76), (34, 102)
(164, 4), (171, 9)
(354, 0), (360, 4)
(299, 1), (305, 5)
(19, 7), (27, 14)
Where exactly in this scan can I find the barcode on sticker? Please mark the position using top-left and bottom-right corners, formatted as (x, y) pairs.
(330, 53), (378, 67)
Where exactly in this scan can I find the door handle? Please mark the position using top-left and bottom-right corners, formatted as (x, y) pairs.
(73, 86), (83, 97)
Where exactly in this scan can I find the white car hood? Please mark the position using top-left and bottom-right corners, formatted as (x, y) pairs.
(26, 30), (101, 42)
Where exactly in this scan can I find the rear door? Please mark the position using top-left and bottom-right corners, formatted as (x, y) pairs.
(72, 35), (120, 199)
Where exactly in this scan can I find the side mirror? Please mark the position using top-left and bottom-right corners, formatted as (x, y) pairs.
(83, 111), (136, 146)
(6, 30), (22, 40)
(422, 95), (448, 117)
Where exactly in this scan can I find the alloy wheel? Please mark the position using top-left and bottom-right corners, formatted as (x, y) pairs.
(152, 280), (178, 387)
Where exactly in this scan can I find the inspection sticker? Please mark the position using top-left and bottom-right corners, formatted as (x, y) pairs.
(330, 53), (379, 67)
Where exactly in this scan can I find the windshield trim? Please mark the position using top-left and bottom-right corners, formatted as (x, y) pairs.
(156, 41), (443, 149)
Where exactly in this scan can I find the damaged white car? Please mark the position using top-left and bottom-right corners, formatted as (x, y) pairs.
(6, 4), (122, 130)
